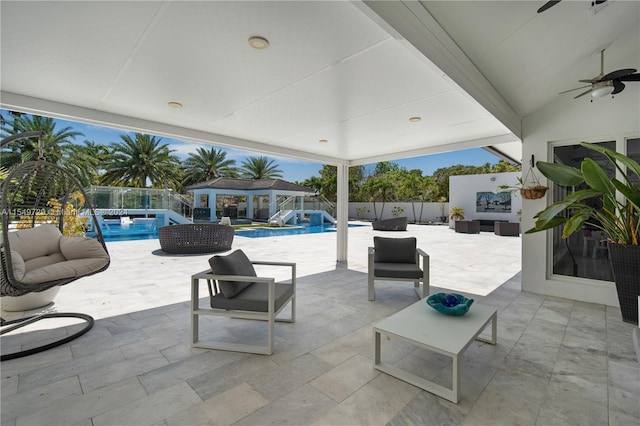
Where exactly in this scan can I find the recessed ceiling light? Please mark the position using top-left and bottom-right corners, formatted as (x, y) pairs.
(409, 116), (421, 122)
(248, 36), (269, 50)
(168, 102), (183, 109)
(318, 139), (328, 144)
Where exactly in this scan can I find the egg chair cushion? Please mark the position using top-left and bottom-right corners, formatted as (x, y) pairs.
(7, 225), (109, 285)
(8, 224), (62, 261)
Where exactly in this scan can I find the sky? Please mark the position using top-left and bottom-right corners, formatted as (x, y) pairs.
(5, 112), (503, 183)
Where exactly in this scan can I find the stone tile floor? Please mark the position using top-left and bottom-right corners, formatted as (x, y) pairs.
(1, 223), (638, 425)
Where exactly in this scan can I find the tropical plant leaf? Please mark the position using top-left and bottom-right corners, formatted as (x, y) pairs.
(562, 210), (591, 238)
(534, 189), (600, 223)
(526, 216), (566, 233)
(612, 178), (640, 211)
(582, 142), (640, 180)
(581, 158), (616, 198)
(536, 161), (583, 186)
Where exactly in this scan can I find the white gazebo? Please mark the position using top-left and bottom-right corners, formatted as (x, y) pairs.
(185, 177), (315, 223)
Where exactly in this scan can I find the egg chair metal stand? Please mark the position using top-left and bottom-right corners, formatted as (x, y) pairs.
(1, 131), (110, 361)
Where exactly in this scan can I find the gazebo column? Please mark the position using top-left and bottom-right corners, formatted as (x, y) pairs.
(268, 191), (276, 219)
(246, 195), (254, 220)
(210, 190), (218, 222)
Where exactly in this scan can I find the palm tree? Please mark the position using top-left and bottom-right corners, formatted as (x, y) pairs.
(182, 147), (237, 186)
(101, 133), (180, 188)
(63, 140), (110, 187)
(397, 170), (423, 223)
(239, 156), (283, 179)
(361, 175), (395, 220)
(0, 114), (83, 169)
(299, 176), (323, 194)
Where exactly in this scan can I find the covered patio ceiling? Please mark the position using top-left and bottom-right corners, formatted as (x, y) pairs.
(2, 1), (639, 166)
(1, 0), (529, 167)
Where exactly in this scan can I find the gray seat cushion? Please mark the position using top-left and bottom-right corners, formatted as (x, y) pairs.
(209, 250), (256, 298)
(210, 282), (294, 312)
(374, 237), (416, 263)
(374, 262), (423, 279)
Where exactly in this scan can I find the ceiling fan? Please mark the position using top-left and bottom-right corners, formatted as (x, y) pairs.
(559, 49), (640, 99)
(537, 0), (607, 14)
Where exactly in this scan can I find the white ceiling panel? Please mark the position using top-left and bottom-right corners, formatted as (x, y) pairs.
(6, 0), (633, 166)
(102, 1), (394, 126)
(0, 1), (165, 108)
(207, 39), (455, 143)
(281, 91), (510, 160)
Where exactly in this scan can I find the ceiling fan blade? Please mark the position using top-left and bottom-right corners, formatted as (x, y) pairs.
(618, 73), (640, 82)
(611, 81), (625, 95)
(602, 68), (637, 81)
(574, 88), (593, 99)
(559, 85), (592, 94)
(537, 0), (561, 13)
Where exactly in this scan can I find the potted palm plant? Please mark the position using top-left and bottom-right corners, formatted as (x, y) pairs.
(449, 206), (465, 221)
(527, 142), (640, 324)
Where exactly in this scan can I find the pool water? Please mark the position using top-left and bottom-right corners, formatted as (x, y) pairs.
(99, 220), (364, 242)
(234, 223), (364, 238)
(100, 220), (158, 242)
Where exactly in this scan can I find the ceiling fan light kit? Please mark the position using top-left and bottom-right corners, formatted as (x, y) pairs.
(591, 81), (615, 97)
(558, 49), (639, 100)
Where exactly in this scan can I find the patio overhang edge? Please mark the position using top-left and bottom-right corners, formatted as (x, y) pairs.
(0, 91), (348, 167)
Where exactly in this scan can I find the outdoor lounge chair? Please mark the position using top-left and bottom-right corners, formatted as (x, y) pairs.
(368, 236), (429, 301)
(159, 223), (234, 254)
(1, 132), (110, 361)
(372, 217), (407, 231)
(190, 249), (295, 355)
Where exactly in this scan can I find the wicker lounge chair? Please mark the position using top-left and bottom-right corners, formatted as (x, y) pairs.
(372, 217), (407, 231)
(159, 223), (234, 254)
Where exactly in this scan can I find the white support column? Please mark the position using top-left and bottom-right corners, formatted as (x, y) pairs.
(336, 164), (349, 263)
(247, 195), (254, 220)
(210, 190), (218, 221)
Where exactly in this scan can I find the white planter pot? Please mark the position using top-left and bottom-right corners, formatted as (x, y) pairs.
(1, 286), (61, 312)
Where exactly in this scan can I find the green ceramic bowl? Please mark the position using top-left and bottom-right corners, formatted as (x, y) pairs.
(426, 292), (474, 316)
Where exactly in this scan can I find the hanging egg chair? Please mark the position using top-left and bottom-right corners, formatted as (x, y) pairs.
(1, 131), (110, 361)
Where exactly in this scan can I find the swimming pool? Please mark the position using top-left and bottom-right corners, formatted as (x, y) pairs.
(99, 220), (364, 242)
(234, 223), (364, 238)
(100, 219), (158, 242)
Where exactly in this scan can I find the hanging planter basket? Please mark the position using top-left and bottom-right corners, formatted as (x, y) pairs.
(520, 185), (548, 200)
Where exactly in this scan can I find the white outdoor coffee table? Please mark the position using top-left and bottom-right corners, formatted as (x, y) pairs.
(374, 299), (497, 403)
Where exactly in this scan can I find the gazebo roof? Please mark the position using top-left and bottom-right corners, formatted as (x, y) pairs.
(185, 177), (314, 193)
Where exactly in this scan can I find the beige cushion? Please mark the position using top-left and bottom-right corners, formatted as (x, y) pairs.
(7, 225), (109, 285)
(20, 257), (109, 285)
(9, 250), (26, 281)
(60, 236), (109, 261)
(24, 253), (66, 272)
(8, 225), (62, 261)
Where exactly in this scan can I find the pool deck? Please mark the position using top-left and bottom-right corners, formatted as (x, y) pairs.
(26, 221), (522, 320)
(2, 222), (639, 426)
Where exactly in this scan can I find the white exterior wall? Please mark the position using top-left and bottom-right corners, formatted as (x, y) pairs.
(449, 172), (522, 228)
(349, 202), (448, 223)
(522, 86), (640, 307)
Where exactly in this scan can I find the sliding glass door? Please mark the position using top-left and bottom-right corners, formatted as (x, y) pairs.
(549, 138), (639, 281)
